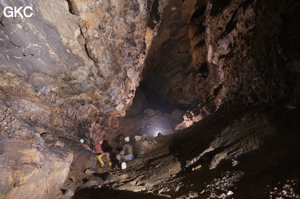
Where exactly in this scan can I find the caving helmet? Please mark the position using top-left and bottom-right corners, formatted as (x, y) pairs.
(80, 139), (84, 144)
(124, 137), (130, 142)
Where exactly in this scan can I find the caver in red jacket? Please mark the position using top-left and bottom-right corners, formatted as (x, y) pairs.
(95, 139), (111, 162)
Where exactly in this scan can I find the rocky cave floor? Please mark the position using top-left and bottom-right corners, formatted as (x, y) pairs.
(55, 100), (300, 199)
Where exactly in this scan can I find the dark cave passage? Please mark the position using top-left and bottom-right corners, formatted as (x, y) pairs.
(138, 81), (186, 114)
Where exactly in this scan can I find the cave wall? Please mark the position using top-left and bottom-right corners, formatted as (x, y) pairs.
(0, 0), (155, 198)
(0, 0), (151, 118)
(143, 0), (300, 124)
(207, 0), (300, 105)
(143, 0), (198, 107)
(0, 101), (77, 199)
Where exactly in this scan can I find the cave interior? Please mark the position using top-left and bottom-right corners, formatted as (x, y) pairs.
(0, 0), (300, 198)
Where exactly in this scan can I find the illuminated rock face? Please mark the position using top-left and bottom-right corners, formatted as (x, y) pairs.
(0, 0), (154, 198)
(0, 0), (151, 118)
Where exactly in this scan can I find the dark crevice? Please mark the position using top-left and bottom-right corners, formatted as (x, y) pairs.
(191, 5), (206, 19)
(84, 44), (97, 65)
(210, 0), (231, 16)
(199, 62), (209, 78)
(194, 40), (205, 50)
(213, 84), (223, 96)
(220, 0), (254, 39)
(148, 0), (160, 30)
(66, 0), (80, 16)
(139, 82), (180, 114)
(220, 17), (238, 38)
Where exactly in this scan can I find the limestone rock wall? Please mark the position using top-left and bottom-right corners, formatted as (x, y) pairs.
(144, 0), (300, 120)
(0, 0), (155, 198)
(0, 0), (151, 118)
(143, 0), (198, 107)
(0, 101), (68, 199)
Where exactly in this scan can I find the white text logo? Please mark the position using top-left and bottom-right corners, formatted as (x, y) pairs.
(3, 6), (34, 18)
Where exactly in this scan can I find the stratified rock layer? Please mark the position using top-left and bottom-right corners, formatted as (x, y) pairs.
(0, 0), (154, 198)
